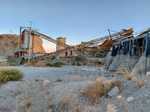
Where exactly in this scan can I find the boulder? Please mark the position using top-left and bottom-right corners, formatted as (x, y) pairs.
(43, 80), (50, 87)
(117, 95), (122, 99)
(108, 86), (119, 97)
(146, 72), (150, 76)
(127, 96), (133, 102)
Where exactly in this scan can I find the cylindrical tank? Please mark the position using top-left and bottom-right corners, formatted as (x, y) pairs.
(21, 30), (32, 50)
(56, 37), (66, 57)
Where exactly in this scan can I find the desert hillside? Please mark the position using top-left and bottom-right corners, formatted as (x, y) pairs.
(0, 34), (46, 57)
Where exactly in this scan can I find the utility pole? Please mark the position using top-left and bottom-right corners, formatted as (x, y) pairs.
(108, 29), (111, 39)
(28, 27), (31, 63)
(29, 21), (33, 29)
(19, 27), (22, 59)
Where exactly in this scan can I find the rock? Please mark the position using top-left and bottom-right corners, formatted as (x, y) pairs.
(108, 86), (119, 97)
(147, 100), (150, 103)
(43, 80), (50, 87)
(107, 103), (117, 112)
(117, 95), (122, 99)
(146, 72), (150, 76)
(127, 97), (133, 102)
(83, 106), (101, 112)
(48, 109), (53, 112)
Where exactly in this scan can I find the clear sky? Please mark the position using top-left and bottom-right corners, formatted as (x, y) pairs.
(0, 0), (150, 52)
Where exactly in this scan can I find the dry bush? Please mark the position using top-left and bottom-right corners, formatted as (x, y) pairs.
(86, 78), (109, 104)
(25, 100), (32, 108)
(8, 62), (16, 66)
(124, 74), (133, 80)
(53, 62), (62, 67)
(85, 78), (122, 104)
(74, 102), (81, 112)
(123, 71), (134, 80)
(111, 79), (122, 90)
(135, 80), (146, 89)
(22, 98), (33, 110)
(34, 62), (46, 67)
(24, 62), (33, 67)
(59, 100), (68, 111)
(121, 68), (134, 80)
(56, 79), (63, 82)
(0, 62), (8, 66)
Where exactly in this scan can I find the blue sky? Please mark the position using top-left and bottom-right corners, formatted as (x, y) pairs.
(0, 0), (150, 52)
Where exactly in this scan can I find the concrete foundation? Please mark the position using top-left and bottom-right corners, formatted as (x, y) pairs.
(103, 51), (114, 69)
(131, 51), (148, 75)
(117, 53), (139, 73)
(109, 54), (125, 71)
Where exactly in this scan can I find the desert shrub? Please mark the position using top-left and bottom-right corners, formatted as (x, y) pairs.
(77, 62), (81, 66)
(24, 62), (33, 67)
(53, 62), (62, 67)
(124, 73), (133, 80)
(85, 78), (122, 104)
(56, 79), (63, 82)
(8, 62), (16, 66)
(0, 62), (8, 66)
(86, 80), (104, 104)
(72, 62), (75, 66)
(67, 60), (69, 63)
(35, 79), (42, 81)
(83, 62), (86, 65)
(45, 63), (52, 67)
(135, 80), (146, 89)
(59, 100), (68, 111)
(52, 56), (56, 60)
(7, 59), (17, 66)
(34, 62), (46, 67)
(0, 62), (16, 66)
(122, 69), (134, 80)
(0, 69), (23, 83)
(111, 79), (122, 90)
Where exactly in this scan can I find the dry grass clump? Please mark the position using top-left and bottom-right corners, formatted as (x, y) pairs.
(56, 79), (63, 82)
(0, 62), (16, 66)
(111, 79), (122, 90)
(86, 80), (104, 104)
(85, 78), (122, 104)
(59, 100), (68, 111)
(25, 100), (32, 108)
(74, 102), (81, 112)
(122, 69), (134, 80)
(0, 62), (8, 66)
(22, 97), (33, 110)
(24, 62), (33, 67)
(45, 62), (52, 67)
(134, 80), (146, 89)
(123, 72), (134, 80)
(34, 62), (46, 67)
(53, 62), (62, 67)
